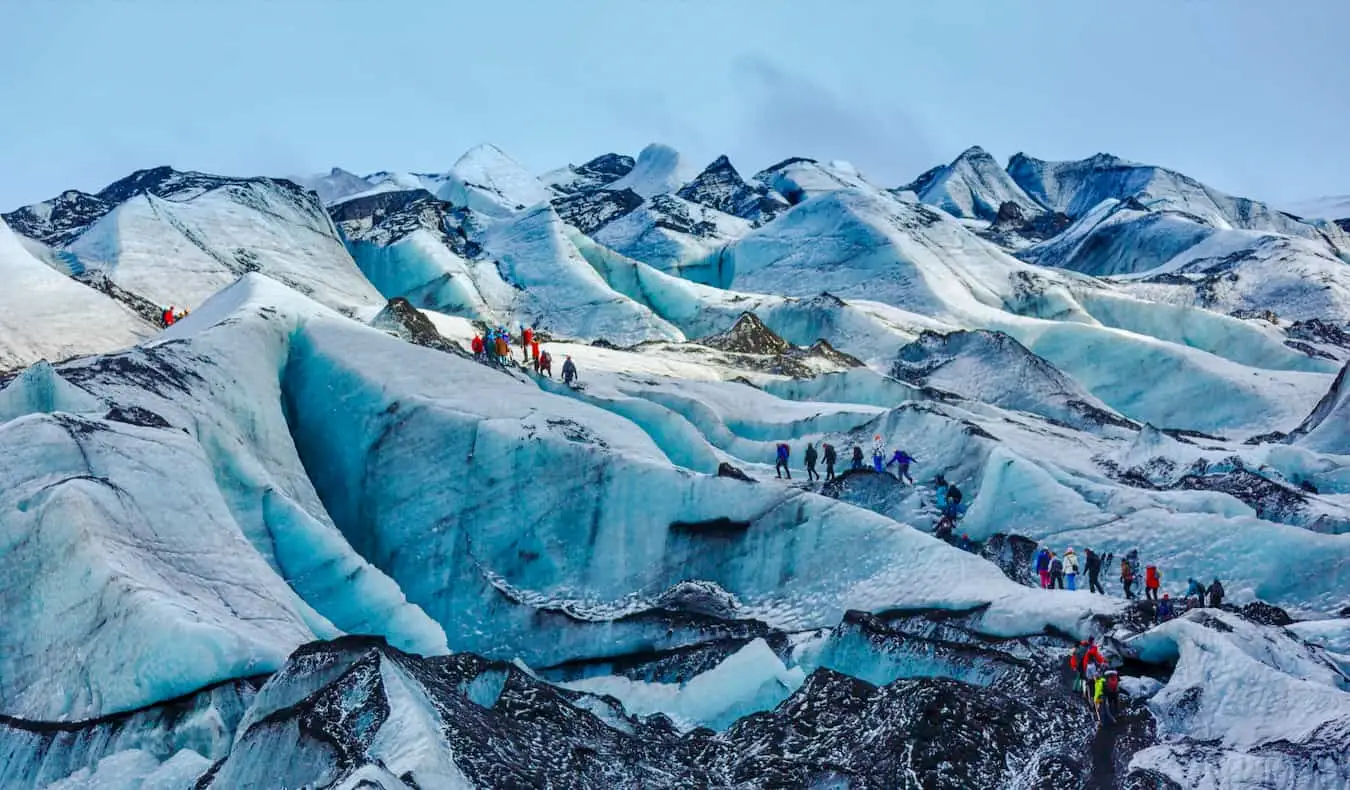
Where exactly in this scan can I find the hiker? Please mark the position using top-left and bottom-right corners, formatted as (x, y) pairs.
(804, 443), (820, 481)
(1049, 552), (1064, 589)
(522, 326), (534, 362)
(1084, 658), (1102, 708)
(1144, 565), (1161, 601)
(1085, 549), (1112, 594)
(775, 443), (791, 479)
(562, 355), (578, 386)
(494, 333), (510, 365)
(957, 533), (975, 552)
(1207, 578), (1225, 608)
(1035, 547), (1052, 588)
(531, 339), (541, 372)
(1156, 594), (1175, 623)
(822, 443), (837, 481)
(1186, 578), (1206, 607)
(1120, 557), (1137, 600)
(933, 477), (965, 537)
(1063, 547), (1080, 591)
(539, 350), (553, 377)
(471, 334), (485, 360)
(1102, 669), (1121, 722)
(1069, 638), (1105, 699)
(871, 435), (885, 472)
(162, 305), (177, 327)
(851, 446), (864, 471)
(885, 449), (916, 484)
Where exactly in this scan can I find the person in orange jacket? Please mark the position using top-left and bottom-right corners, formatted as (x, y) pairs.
(494, 333), (510, 364)
(1145, 565), (1161, 601)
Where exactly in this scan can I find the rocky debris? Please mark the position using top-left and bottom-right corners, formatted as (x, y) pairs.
(701, 312), (791, 355)
(1285, 360), (1350, 452)
(1236, 601), (1294, 627)
(698, 312), (863, 378)
(330, 188), (481, 255)
(676, 155), (789, 224)
(200, 635), (1146, 789)
(549, 153), (636, 195)
(995, 200), (1027, 224)
(716, 461), (755, 482)
(70, 271), (163, 326)
(551, 187), (644, 234)
(371, 298), (470, 357)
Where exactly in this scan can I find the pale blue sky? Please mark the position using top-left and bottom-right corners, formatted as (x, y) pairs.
(2, 0), (1346, 210)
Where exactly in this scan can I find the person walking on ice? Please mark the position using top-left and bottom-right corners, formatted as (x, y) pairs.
(1063, 547), (1080, 591)
(851, 446), (864, 471)
(885, 449), (916, 484)
(775, 443), (791, 479)
(1035, 547), (1051, 589)
(804, 442), (820, 481)
(562, 355), (578, 387)
(1145, 565), (1161, 601)
(871, 435), (885, 472)
(822, 443), (837, 481)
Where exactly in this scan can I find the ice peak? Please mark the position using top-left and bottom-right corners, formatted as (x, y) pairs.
(0, 358), (105, 423)
(607, 143), (693, 199)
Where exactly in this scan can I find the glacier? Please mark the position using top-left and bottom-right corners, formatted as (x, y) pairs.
(2, 137), (1350, 789)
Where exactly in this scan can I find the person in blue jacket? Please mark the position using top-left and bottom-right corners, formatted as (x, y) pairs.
(775, 443), (791, 479)
(886, 449), (916, 484)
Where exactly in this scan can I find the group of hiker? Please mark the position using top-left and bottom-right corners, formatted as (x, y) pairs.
(773, 435), (918, 486)
(775, 441), (841, 482)
(1034, 547), (1226, 623)
(470, 325), (578, 386)
(159, 305), (189, 327)
(1068, 637), (1123, 726)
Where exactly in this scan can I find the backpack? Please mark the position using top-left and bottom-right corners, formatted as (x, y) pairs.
(947, 486), (962, 504)
(822, 443), (835, 458)
(1121, 559), (1133, 579)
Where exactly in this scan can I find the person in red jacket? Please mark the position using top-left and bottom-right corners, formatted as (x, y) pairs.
(471, 334), (485, 360)
(521, 326), (534, 362)
(1145, 565), (1161, 601)
(1068, 637), (1106, 699)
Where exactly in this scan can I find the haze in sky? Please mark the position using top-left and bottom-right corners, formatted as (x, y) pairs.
(1, 0), (1346, 211)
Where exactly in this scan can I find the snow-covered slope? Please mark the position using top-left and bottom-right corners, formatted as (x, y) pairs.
(0, 219), (152, 370)
(1022, 196), (1350, 321)
(903, 146), (1044, 222)
(3, 167), (384, 314)
(606, 143), (696, 199)
(1007, 152), (1345, 252)
(591, 193), (752, 275)
(436, 143), (552, 218)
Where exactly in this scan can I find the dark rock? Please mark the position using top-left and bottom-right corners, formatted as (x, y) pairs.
(676, 155), (789, 224)
(716, 462), (755, 482)
(1237, 601), (1294, 627)
(669, 517), (752, 536)
(371, 298), (470, 357)
(994, 200), (1026, 224)
(103, 405), (171, 429)
(331, 188), (480, 256)
(702, 312), (790, 355)
(551, 187), (643, 234)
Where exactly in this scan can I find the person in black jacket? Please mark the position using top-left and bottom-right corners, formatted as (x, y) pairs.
(822, 443), (837, 481)
(1085, 548), (1113, 594)
(1207, 578), (1225, 608)
(804, 443), (820, 481)
(851, 445), (864, 471)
